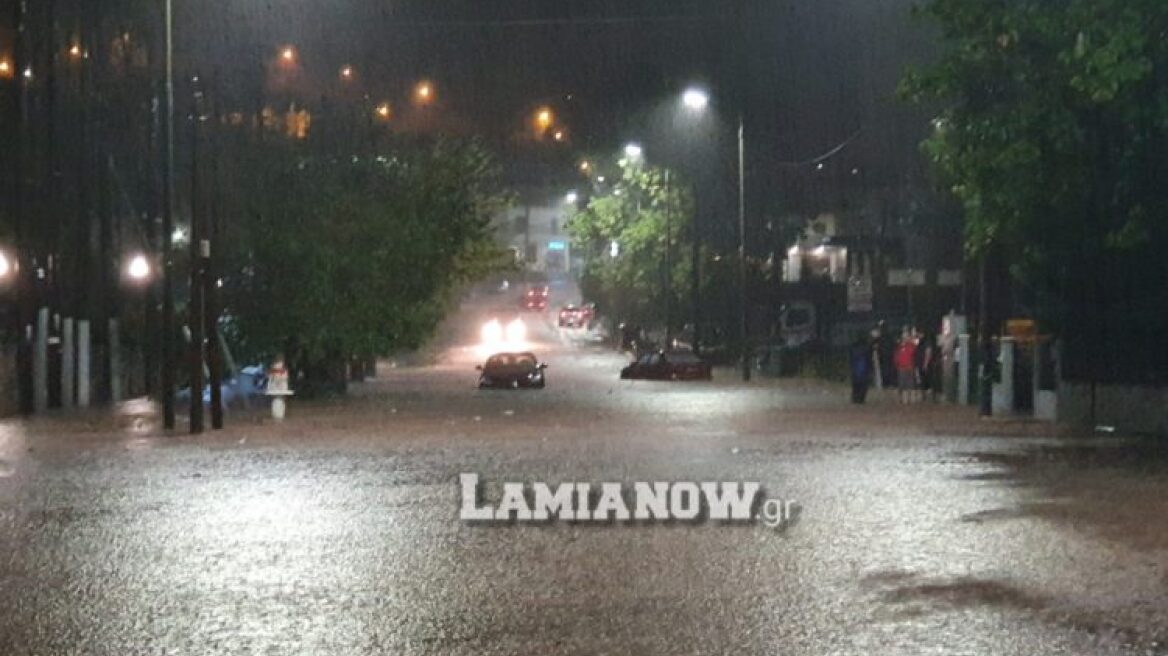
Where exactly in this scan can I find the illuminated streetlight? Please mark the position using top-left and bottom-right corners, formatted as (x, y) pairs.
(67, 44), (83, 60)
(374, 102), (392, 120)
(414, 80), (434, 105)
(579, 160), (592, 174)
(623, 143), (643, 160)
(0, 59), (12, 79)
(279, 46), (297, 65)
(682, 87), (710, 112)
(22, 66), (33, 81)
(339, 65), (354, 81)
(553, 129), (565, 142)
(127, 253), (151, 282)
(565, 191), (578, 204)
(534, 106), (554, 131)
(0, 250), (12, 279)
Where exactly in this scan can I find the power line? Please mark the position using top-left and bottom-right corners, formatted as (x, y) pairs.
(384, 15), (720, 29)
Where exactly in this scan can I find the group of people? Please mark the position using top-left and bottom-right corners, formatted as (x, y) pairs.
(850, 322), (941, 404)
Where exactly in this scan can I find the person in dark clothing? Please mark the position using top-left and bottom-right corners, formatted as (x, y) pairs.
(849, 334), (872, 404)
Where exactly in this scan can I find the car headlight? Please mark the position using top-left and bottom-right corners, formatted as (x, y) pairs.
(505, 318), (527, 342)
(482, 319), (503, 343)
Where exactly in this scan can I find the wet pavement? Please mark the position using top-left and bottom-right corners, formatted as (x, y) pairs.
(0, 305), (1166, 654)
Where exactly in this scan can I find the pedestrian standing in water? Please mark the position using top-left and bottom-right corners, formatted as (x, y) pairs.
(894, 327), (917, 404)
(849, 333), (871, 404)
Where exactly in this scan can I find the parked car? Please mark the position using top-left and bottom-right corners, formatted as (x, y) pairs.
(477, 352), (548, 389)
(620, 350), (712, 381)
(522, 288), (548, 311)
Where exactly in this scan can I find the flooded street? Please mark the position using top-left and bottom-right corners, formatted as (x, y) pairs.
(0, 313), (1165, 655)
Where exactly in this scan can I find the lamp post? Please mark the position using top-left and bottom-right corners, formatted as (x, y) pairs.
(681, 87), (750, 380)
(161, 0), (176, 429)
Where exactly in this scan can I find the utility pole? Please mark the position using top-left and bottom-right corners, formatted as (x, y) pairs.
(188, 75), (205, 434)
(160, 0), (176, 429)
(978, 251), (992, 416)
(663, 169), (672, 346)
(205, 77), (224, 430)
(738, 115), (751, 382)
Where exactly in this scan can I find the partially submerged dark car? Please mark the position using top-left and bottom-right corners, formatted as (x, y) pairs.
(619, 350), (712, 381)
(477, 352), (547, 389)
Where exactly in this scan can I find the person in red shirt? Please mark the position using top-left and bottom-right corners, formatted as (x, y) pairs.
(894, 328), (918, 404)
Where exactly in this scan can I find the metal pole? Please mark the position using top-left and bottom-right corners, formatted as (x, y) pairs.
(978, 251), (992, 416)
(663, 169), (672, 346)
(161, 0), (176, 429)
(189, 76), (205, 434)
(738, 115), (750, 381)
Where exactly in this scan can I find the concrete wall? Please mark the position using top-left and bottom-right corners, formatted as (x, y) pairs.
(1058, 382), (1168, 436)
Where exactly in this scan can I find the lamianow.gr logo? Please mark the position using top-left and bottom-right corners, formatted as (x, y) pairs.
(459, 473), (798, 529)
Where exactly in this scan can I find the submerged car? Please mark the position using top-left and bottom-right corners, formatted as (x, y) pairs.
(477, 352), (547, 389)
(620, 350), (712, 381)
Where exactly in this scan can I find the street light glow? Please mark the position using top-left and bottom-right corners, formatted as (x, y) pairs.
(623, 143), (643, 160)
(534, 106), (554, 132)
(553, 129), (565, 142)
(414, 80), (434, 104)
(68, 44), (83, 60)
(579, 160), (591, 173)
(339, 65), (354, 80)
(127, 254), (151, 281)
(0, 59), (11, 79)
(375, 102), (392, 120)
(279, 46), (297, 65)
(0, 251), (11, 279)
(565, 191), (578, 204)
(682, 87), (710, 112)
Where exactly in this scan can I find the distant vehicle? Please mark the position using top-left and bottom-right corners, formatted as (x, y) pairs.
(522, 287), (549, 311)
(558, 304), (585, 327)
(477, 352), (547, 389)
(620, 350), (712, 381)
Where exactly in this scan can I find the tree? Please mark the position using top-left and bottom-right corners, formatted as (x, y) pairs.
(220, 137), (512, 392)
(566, 160), (693, 332)
(901, 0), (1168, 384)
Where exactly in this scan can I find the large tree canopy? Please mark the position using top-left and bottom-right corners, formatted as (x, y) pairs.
(901, 0), (1168, 383)
(221, 139), (512, 371)
(566, 160), (693, 331)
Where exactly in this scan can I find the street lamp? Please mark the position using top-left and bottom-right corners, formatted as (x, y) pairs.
(339, 65), (354, 81)
(623, 143), (643, 160)
(374, 102), (392, 121)
(680, 87), (750, 380)
(682, 87), (710, 112)
(534, 106), (554, 133)
(565, 191), (578, 205)
(0, 58), (12, 80)
(414, 80), (435, 105)
(126, 254), (152, 283)
(0, 250), (13, 280)
(280, 46), (297, 65)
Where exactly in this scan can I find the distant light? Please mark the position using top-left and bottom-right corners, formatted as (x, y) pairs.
(127, 254), (151, 281)
(851, 168), (860, 176)
(682, 87), (710, 112)
(535, 106), (554, 131)
(613, 189), (623, 197)
(548, 240), (567, 251)
(609, 241), (620, 258)
(623, 143), (643, 159)
(414, 80), (434, 104)
(565, 191), (578, 204)
(816, 162), (825, 171)
(0, 59), (11, 79)
(22, 66), (33, 80)
(578, 160), (591, 173)
(68, 44), (83, 59)
(280, 46), (297, 63)
(553, 130), (565, 142)
(339, 65), (354, 80)
(0, 251), (10, 278)
(596, 175), (606, 183)
(375, 102), (392, 120)
(171, 227), (188, 245)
